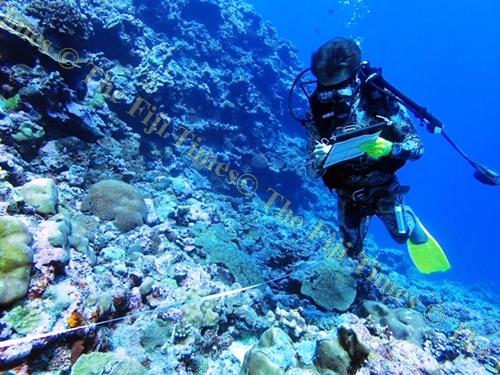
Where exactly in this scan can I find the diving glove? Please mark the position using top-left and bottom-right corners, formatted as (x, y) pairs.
(313, 143), (332, 167)
(359, 137), (393, 159)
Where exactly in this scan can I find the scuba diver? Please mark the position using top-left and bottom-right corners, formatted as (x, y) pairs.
(304, 37), (451, 274)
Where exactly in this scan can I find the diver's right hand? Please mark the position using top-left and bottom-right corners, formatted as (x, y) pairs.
(313, 142), (332, 168)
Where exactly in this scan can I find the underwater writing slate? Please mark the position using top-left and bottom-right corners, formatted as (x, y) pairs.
(323, 131), (383, 168)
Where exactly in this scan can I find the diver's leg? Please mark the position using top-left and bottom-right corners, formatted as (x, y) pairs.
(376, 188), (426, 244)
(337, 195), (370, 257)
(376, 184), (451, 273)
(403, 206), (428, 244)
(376, 190), (415, 243)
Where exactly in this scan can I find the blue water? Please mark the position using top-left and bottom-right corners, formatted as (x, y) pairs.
(249, 0), (500, 293)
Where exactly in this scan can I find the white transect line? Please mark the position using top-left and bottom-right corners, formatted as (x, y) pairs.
(0, 263), (316, 349)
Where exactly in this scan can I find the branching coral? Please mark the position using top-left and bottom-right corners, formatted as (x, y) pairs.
(27, 0), (94, 42)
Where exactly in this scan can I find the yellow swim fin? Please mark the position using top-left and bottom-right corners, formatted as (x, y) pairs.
(407, 217), (451, 274)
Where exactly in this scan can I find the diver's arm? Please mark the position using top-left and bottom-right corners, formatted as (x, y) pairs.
(390, 104), (424, 160)
(305, 122), (324, 177)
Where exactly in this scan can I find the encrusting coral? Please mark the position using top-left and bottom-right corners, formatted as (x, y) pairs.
(193, 222), (263, 286)
(70, 351), (147, 375)
(181, 292), (220, 328)
(300, 259), (357, 312)
(5, 305), (42, 334)
(358, 300), (433, 345)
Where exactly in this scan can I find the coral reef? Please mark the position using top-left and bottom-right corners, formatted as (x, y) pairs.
(241, 315), (435, 375)
(82, 179), (148, 232)
(18, 178), (58, 215)
(300, 259), (357, 312)
(193, 222), (263, 286)
(0, 216), (33, 306)
(358, 300), (433, 345)
(70, 351), (147, 375)
(26, 0), (94, 42)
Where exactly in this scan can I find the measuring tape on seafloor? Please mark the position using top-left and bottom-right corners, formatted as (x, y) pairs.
(0, 262), (319, 350)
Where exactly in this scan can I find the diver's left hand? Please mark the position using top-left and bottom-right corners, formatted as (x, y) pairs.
(359, 137), (393, 159)
(313, 142), (332, 167)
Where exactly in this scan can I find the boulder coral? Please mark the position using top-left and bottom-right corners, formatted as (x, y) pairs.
(241, 328), (297, 375)
(181, 292), (220, 328)
(18, 178), (58, 215)
(82, 180), (148, 232)
(300, 259), (357, 312)
(314, 338), (351, 375)
(358, 300), (433, 344)
(241, 324), (371, 375)
(0, 216), (33, 306)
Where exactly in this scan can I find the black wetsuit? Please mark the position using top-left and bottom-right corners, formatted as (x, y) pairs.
(306, 79), (424, 256)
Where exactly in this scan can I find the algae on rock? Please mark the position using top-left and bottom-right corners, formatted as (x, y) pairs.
(0, 94), (21, 112)
(12, 121), (46, 142)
